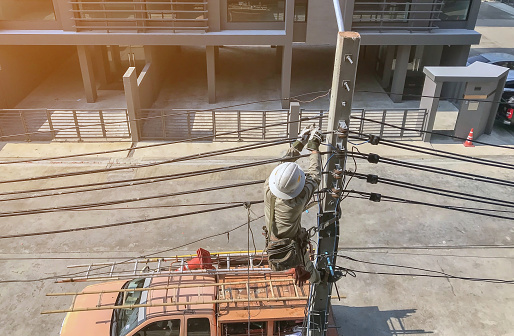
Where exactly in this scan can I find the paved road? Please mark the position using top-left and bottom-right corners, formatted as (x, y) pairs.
(0, 141), (512, 335)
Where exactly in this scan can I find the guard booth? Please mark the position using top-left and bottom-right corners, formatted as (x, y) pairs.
(420, 62), (509, 142)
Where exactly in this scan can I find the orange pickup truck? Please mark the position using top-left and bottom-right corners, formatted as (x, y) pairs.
(49, 251), (338, 336)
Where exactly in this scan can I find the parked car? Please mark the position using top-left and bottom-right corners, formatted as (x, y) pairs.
(467, 53), (514, 75)
(497, 77), (514, 125)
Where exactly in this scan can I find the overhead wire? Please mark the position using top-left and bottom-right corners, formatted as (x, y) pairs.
(345, 191), (514, 221)
(0, 200), (264, 240)
(349, 172), (511, 209)
(349, 115), (514, 149)
(336, 254), (514, 284)
(0, 181), (264, 218)
(0, 214), (265, 283)
(0, 121), (325, 185)
(0, 149), (313, 201)
(348, 151), (514, 188)
(349, 134), (514, 170)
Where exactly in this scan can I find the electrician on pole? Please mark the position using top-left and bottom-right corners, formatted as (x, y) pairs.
(264, 125), (323, 286)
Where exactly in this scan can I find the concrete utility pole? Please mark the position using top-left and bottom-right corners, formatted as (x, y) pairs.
(307, 31), (360, 336)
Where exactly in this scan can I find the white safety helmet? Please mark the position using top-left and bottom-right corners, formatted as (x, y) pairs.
(268, 162), (306, 200)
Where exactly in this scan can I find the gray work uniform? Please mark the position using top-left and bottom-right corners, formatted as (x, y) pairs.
(264, 149), (321, 283)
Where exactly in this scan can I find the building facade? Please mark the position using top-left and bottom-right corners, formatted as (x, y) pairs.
(0, 0), (481, 109)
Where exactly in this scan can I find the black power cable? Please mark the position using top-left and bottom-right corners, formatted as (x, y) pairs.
(349, 151), (514, 188)
(0, 180), (265, 218)
(349, 115), (514, 150)
(0, 214), (265, 283)
(0, 138), (292, 185)
(346, 191), (514, 221)
(349, 134), (514, 170)
(0, 200), (264, 240)
(336, 255), (513, 284)
(0, 149), (311, 200)
(350, 172), (511, 209)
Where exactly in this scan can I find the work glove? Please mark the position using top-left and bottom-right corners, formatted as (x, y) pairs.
(306, 127), (323, 151)
(293, 266), (311, 287)
(292, 125), (313, 152)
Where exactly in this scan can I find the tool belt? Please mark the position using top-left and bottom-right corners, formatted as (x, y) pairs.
(265, 194), (309, 271)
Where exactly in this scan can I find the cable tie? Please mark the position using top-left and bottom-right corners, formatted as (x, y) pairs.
(366, 174), (379, 184)
(367, 153), (380, 164)
(369, 193), (381, 202)
(368, 135), (381, 145)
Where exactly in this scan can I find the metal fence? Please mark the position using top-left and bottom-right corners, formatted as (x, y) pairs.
(69, 0), (209, 33)
(349, 108), (427, 140)
(0, 109), (131, 142)
(0, 107), (426, 142)
(139, 109), (290, 141)
(139, 108), (427, 141)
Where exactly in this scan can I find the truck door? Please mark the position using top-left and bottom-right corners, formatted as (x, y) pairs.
(186, 317), (215, 336)
(131, 318), (181, 336)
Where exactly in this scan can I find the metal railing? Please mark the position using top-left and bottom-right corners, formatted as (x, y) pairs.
(350, 108), (427, 139)
(139, 109), (290, 141)
(69, 0), (209, 33)
(0, 109), (131, 142)
(352, 0), (444, 32)
(139, 108), (427, 141)
(0, 108), (426, 142)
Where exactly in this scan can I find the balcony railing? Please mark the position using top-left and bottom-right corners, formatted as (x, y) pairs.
(352, 0), (444, 32)
(69, 0), (209, 32)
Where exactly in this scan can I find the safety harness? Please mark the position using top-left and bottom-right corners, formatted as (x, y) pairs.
(265, 194), (309, 271)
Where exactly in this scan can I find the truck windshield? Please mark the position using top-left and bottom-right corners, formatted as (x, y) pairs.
(111, 278), (147, 336)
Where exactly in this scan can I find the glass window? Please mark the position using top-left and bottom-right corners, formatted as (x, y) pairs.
(227, 0), (285, 22)
(136, 319), (181, 336)
(222, 322), (267, 336)
(111, 278), (147, 336)
(274, 320), (303, 336)
(187, 318), (211, 336)
(294, 1), (307, 22)
(440, 0), (472, 21)
(0, 0), (55, 21)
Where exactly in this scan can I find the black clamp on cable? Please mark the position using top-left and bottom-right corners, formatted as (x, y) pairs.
(369, 193), (381, 202)
(366, 174), (379, 184)
(367, 153), (380, 164)
(369, 135), (381, 145)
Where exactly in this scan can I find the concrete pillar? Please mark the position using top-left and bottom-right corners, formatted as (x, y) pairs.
(288, 102), (300, 138)
(390, 45), (411, 103)
(214, 46), (220, 74)
(110, 45), (122, 74)
(381, 45), (395, 89)
(77, 45), (97, 103)
(281, 0), (294, 109)
(419, 76), (442, 142)
(343, 0), (355, 31)
(54, 0), (75, 31)
(93, 46), (110, 87)
(420, 45), (443, 70)
(206, 46), (216, 104)
(207, 0), (221, 31)
(275, 46), (283, 73)
(281, 44), (293, 109)
(123, 67), (141, 142)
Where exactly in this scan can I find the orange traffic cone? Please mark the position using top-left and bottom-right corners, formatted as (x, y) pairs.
(463, 128), (475, 147)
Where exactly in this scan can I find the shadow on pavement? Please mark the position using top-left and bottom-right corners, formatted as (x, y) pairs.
(332, 305), (433, 336)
